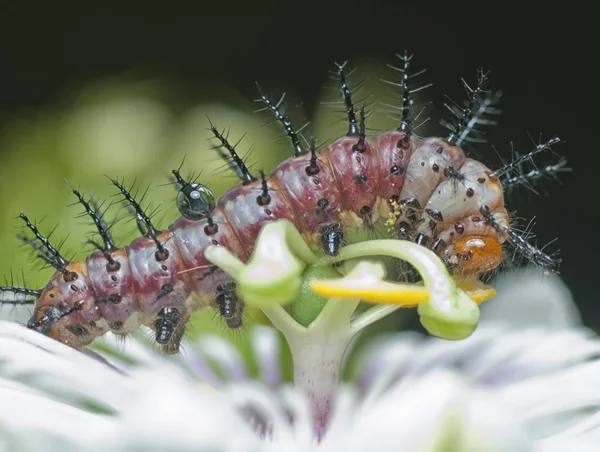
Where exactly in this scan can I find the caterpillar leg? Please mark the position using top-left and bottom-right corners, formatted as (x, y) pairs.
(319, 223), (346, 257)
(215, 282), (244, 329)
(154, 307), (189, 354)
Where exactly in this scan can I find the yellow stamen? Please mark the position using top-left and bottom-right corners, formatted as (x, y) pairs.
(310, 279), (429, 306)
(310, 277), (496, 306)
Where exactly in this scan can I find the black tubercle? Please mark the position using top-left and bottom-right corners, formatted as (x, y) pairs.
(335, 61), (359, 137)
(208, 118), (256, 184)
(305, 140), (320, 176)
(172, 169), (216, 221)
(18, 214), (70, 275)
(443, 69), (501, 146)
(479, 205), (560, 273)
(109, 178), (168, 262)
(215, 282), (243, 329)
(256, 170), (272, 206)
(319, 223), (345, 257)
(352, 106), (367, 153)
(255, 85), (305, 157)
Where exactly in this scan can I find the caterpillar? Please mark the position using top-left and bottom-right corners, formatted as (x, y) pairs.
(0, 54), (563, 354)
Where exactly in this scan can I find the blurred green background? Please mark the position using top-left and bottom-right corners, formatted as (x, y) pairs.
(0, 8), (597, 339)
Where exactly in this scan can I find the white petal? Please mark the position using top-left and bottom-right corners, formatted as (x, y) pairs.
(323, 372), (533, 452)
(482, 268), (581, 329)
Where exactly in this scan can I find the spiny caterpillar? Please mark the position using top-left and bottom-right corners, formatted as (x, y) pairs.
(0, 54), (564, 354)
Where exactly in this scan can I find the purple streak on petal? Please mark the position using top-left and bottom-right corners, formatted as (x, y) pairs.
(250, 326), (282, 389)
(197, 336), (249, 382)
(180, 348), (223, 388)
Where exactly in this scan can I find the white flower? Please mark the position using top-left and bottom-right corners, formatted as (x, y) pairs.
(1, 270), (600, 451)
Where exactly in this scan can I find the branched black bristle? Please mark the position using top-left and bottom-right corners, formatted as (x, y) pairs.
(69, 186), (116, 252)
(334, 61), (358, 136)
(490, 137), (562, 179)
(502, 157), (570, 195)
(443, 69), (501, 146)
(383, 51), (432, 139)
(109, 177), (168, 260)
(0, 280), (39, 305)
(480, 205), (560, 273)
(207, 117), (256, 184)
(18, 214), (69, 274)
(254, 85), (305, 156)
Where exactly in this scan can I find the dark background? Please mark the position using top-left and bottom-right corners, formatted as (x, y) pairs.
(1, 7), (597, 325)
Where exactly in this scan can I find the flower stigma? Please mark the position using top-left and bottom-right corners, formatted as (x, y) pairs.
(205, 219), (496, 436)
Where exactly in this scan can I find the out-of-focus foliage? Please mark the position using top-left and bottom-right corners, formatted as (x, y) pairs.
(0, 61), (435, 341)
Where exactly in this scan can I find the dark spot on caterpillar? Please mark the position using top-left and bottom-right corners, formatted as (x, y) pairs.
(89, 321), (97, 328)
(49, 293), (55, 298)
(426, 208), (444, 222)
(401, 197), (421, 209)
(67, 325), (89, 337)
(444, 166), (465, 181)
(110, 275), (118, 282)
(355, 174), (367, 184)
(204, 223), (219, 235)
(416, 233), (429, 246)
(391, 165), (404, 175)
(471, 216), (482, 222)
(311, 176), (321, 185)
(156, 284), (174, 301)
(477, 177), (486, 184)
(108, 294), (122, 304)
(155, 249), (170, 262)
(420, 161), (425, 167)
(436, 147), (444, 154)
(355, 155), (362, 163)
(70, 284), (78, 292)
(211, 239), (218, 245)
(160, 264), (168, 272)
(106, 261), (121, 272)
(360, 206), (372, 216)
(455, 223), (465, 234)
(432, 238), (445, 253)
(432, 163), (440, 172)
(457, 253), (471, 261)
(63, 272), (78, 282)
(466, 188), (474, 197)
(265, 208), (272, 215)
(197, 266), (218, 282)
(109, 321), (123, 330)
(316, 198), (329, 212)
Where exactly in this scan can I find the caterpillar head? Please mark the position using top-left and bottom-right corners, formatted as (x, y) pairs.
(27, 262), (101, 348)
